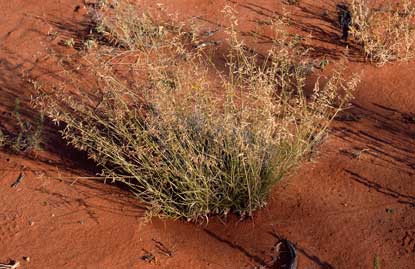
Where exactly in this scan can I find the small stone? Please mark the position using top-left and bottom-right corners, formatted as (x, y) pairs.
(29, 220), (35, 226)
(23, 256), (30, 262)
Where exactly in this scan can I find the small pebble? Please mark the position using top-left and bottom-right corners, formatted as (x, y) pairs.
(23, 256), (30, 262)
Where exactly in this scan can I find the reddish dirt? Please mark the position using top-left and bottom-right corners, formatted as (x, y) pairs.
(1, 0), (415, 268)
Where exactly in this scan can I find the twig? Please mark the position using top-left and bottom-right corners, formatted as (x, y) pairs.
(0, 260), (20, 269)
(141, 249), (156, 263)
(201, 28), (220, 37)
(352, 148), (370, 159)
(10, 172), (25, 188)
(195, 40), (221, 49)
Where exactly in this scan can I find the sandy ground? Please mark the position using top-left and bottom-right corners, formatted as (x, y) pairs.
(1, 0), (415, 268)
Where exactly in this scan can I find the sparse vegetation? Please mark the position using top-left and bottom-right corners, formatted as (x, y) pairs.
(0, 98), (44, 153)
(349, 0), (415, 65)
(63, 38), (75, 48)
(83, 39), (96, 50)
(35, 4), (358, 220)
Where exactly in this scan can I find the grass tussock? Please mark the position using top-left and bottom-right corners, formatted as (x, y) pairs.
(35, 5), (358, 221)
(0, 98), (43, 153)
(349, 0), (415, 65)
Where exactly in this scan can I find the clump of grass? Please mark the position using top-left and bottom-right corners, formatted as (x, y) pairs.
(349, 0), (415, 65)
(63, 38), (76, 48)
(12, 99), (44, 152)
(35, 5), (358, 220)
(90, 3), (174, 50)
(0, 98), (44, 153)
(84, 39), (97, 50)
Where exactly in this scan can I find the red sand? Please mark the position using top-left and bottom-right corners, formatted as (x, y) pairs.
(1, 0), (415, 268)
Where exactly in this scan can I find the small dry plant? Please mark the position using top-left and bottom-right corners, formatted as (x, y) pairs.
(349, 0), (415, 65)
(35, 4), (358, 220)
(0, 98), (44, 153)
